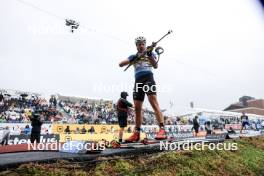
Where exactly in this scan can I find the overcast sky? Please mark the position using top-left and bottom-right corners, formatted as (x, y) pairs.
(0, 0), (263, 112)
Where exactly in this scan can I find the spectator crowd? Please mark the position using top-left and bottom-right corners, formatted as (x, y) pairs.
(0, 92), (62, 123)
(1, 90), (264, 130)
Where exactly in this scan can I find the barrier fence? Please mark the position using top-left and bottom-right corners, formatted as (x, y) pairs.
(0, 123), (245, 144)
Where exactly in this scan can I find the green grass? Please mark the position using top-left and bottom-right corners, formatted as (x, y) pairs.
(1, 137), (264, 176)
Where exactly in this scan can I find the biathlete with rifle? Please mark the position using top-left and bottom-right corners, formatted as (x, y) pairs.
(119, 31), (172, 142)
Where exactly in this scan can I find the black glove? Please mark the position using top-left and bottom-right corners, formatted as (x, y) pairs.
(146, 46), (153, 57)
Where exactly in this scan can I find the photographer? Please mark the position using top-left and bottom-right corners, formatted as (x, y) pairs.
(30, 111), (43, 143)
(0, 126), (10, 146)
(205, 121), (213, 135)
(116, 91), (133, 143)
(193, 116), (200, 137)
